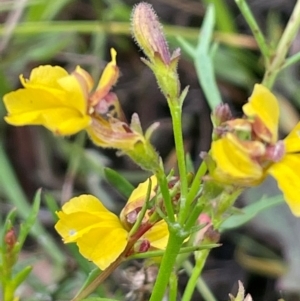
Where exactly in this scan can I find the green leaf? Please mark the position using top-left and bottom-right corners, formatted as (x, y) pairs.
(220, 195), (284, 231)
(0, 145), (65, 265)
(194, 5), (222, 109)
(75, 267), (103, 297)
(11, 266), (33, 290)
(17, 189), (41, 251)
(104, 167), (134, 198)
(25, 0), (74, 21)
(177, 5), (222, 110)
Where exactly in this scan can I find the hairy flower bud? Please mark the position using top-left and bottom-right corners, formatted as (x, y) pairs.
(131, 2), (170, 64)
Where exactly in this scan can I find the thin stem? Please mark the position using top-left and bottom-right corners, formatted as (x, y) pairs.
(187, 161), (207, 206)
(183, 261), (217, 301)
(181, 250), (213, 301)
(71, 254), (124, 301)
(61, 132), (86, 203)
(179, 160), (207, 225)
(129, 178), (153, 236)
(128, 244), (219, 260)
(262, 0), (300, 89)
(169, 104), (188, 224)
(169, 272), (178, 301)
(155, 168), (175, 223)
(235, 0), (270, 61)
(281, 51), (300, 70)
(185, 196), (205, 230)
(149, 232), (184, 301)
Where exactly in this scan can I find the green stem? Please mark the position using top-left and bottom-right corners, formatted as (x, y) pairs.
(181, 250), (212, 301)
(61, 132), (86, 203)
(169, 104), (188, 224)
(4, 284), (15, 301)
(149, 232), (184, 301)
(185, 196), (206, 230)
(72, 251), (125, 301)
(155, 168), (175, 222)
(262, 0), (300, 89)
(128, 244), (219, 260)
(235, 0), (270, 61)
(169, 272), (178, 301)
(187, 161), (207, 206)
(183, 261), (217, 301)
(282, 51), (300, 70)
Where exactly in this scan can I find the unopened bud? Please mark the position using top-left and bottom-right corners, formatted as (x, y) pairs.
(5, 228), (17, 251)
(131, 2), (170, 64)
(211, 103), (232, 127)
(134, 239), (151, 253)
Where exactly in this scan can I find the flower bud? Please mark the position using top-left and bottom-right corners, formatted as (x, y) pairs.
(211, 103), (232, 127)
(5, 228), (17, 251)
(131, 2), (170, 64)
(134, 239), (151, 253)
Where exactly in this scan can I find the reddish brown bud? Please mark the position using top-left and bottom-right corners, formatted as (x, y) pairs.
(5, 228), (17, 251)
(134, 239), (151, 253)
(211, 103), (232, 127)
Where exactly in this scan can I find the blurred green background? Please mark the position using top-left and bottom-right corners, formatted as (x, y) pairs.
(1, 0), (300, 300)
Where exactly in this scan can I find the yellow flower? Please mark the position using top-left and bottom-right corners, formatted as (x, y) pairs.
(211, 84), (300, 216)
(3, 49), (119, 135)
(55, 177), (169, 270)
(3, 50), (160, 171)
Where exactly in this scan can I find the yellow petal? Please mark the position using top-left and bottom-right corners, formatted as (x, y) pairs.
(128, 176), (157, 204)
(267, 154), (300, 216)
(120, 176), (157, 223)
(60, 194), (112, 214)
(76, 227), (128, 270)
(3, 87), (90, 135)
(243, 84), (279, 143)
(55, 195), (124, 243)
(55, 211), (119, 243)
(143, 220), (169, 249)
(284, 121), (300, 153)
(21, 65), (69, 89)
(42, 111), (91, 135)
(143, 220), (169, 250)
(92, 48), (119, 104)
(3, 88), (65, 115)
(73, 66), (94, 93)
(211, 133), (263, 185)
(5, 108), (91, 135)
(57, 74), (88, 114)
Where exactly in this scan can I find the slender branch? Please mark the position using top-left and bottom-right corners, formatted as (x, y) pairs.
(181, 250), (213, 301)
(262, 0), (300, 88)
(149, 232), (184, 301)
(235, 0), (270, 61)
(169, 104), (188, 224)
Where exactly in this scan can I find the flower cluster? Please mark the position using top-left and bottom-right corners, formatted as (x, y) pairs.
(3, 49), (159, 171)
(210, 84), (300, 216)
(55, 177), (169, 270)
